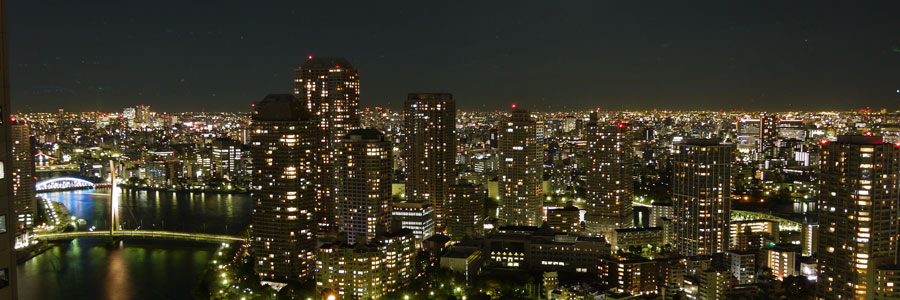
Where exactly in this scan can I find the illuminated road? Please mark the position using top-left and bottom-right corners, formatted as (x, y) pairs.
(34, 230), (244, 243)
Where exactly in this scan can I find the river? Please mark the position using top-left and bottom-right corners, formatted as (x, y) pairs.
(17, 189), (252, 300)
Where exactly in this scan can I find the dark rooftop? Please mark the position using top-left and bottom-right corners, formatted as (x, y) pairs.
(345, 127), (385, 141)
(252, 94), (310, 121)
(301, 56), (355, 69)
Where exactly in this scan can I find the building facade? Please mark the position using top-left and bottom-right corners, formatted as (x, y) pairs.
(335, 128), (393, 245)
(498, 108), (543, 226)
(391, 202), (435, 244)
(316, 230), (416, 299)
(546, 204), (581, 234)
(584, 120), (633, 236)
(673, 140), (733, 256)
(446, 181), (485, 240)
(11, 122), (35, 239)
(293, 57), (360, 230)
(816, 136), (899, 300)
(403, 93), (456, 231)
(485, 225), (610, 274)
(249, 94), (318, 283)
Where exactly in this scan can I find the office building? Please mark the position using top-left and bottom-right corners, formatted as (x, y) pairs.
(293, 57), (360, 229)
(249, 94), (318, 283)
(335, 128), (392, 245)
(498, 108), (543, 226)
(210, 137), (242, 179)
(391, 202), (435, 244)
(484, 225), (610, 273)
(673, 139), (733, 256)
(403, 93), (456, 231)
(816, 136), (899, 300)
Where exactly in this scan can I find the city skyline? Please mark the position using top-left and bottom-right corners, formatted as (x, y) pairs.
(6, 2), (900, 300)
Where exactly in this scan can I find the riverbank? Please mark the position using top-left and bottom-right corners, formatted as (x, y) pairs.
(16, 240), (57, 263)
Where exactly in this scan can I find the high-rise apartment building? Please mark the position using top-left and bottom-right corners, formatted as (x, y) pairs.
(446, 181), (484, 240)
(403, 93), (456, 232)
(293, 57), (360, 229)
(584, 119), (633, 236)
(672, 139), (733, 256)
(335, 128), (392, 245)
(816, 136), (899, 300)
(249, 94), (318, 284)
(11, 122), (35, 239)
(498, 108), (543, 226)
(0, 3), (18, 297)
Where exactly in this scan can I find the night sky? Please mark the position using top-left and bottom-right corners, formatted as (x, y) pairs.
(8, 1), (900, 113)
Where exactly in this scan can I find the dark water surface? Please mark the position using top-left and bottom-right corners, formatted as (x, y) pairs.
(18, 189), (252, 300)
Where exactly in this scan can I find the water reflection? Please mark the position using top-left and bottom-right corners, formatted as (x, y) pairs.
(41, 189), (251, 234)
(18, 190), (251, 300)
(19, 238), (214, 300)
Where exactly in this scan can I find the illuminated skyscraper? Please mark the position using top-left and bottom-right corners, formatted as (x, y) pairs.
(584, 118), (633, 237)
(0, 2), (18, 297)
(293, 57), (360, 229)
(249, 94), (318, 284)
(498, 108), (543, 226)
(335, 128), (392, 245)
(11, 122), (36, 238)
(403, 93), (456, 232)
(446, 180), (484, 240)
(673, 139), (733, 256)
(816, 136), (898, 300)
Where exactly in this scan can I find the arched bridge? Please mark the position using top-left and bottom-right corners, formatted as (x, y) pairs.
(34, 230), (244, 243)
(35, 177), (96, 192)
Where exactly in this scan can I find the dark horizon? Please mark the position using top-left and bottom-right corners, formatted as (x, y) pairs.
(9, 1), (900, 113)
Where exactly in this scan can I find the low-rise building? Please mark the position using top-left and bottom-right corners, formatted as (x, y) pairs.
(610, 227), (664, 251)
(764, 246), (798, 281)
(391, 202), (435, 244)
(440, 246), (483, 281)
(315, 230), (416, 299)
(729, 219), (779, 251)
(725, 250), (756, 284)
(545, 203), (581, 234)
(485, 225), (610, 274)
